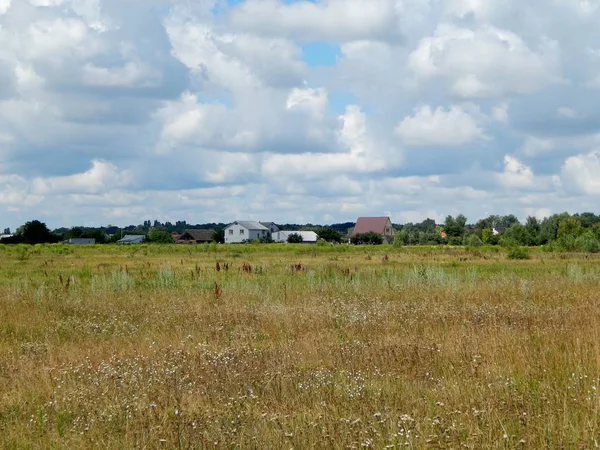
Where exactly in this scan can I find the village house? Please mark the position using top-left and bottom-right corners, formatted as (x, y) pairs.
(350, 217), (395, 240)
(176, 229), (216, 244)
(224, 221), (271, 244)
(260, 222), (280, 234)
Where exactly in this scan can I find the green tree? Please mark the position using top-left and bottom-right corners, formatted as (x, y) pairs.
(351, 232), (383, 245)
(481, 228), (495, 244)
(557, 217), (583, 239)
(64, 227), (84, 239)
(573, 212), (600, 229)
(287, 233), (303, 244)
(393, 232), (405, 248)
(146, 229), (174, 244)
(444, 214), (467, 239)
(539, 213), (570, 244)
(525, 216), (541, 244)
(501, 223), (534, 246)
(316, 228), (343, 243)
(85, 229), (107, 244)
(213, 229), (225, 244)
(575, 232), (600, 253)
(466, 234), (483, 247)
(18, 220), (58, 244)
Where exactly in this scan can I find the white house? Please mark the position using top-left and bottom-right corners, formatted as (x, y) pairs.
(224, 221), (270, 244)
(273, 230), (319, 244)
(260, 222), (280, 234)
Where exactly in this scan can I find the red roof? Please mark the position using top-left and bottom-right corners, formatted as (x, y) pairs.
(350, 217), (391, 236)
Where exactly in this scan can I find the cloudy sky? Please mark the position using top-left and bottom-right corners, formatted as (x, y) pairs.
(0, 0), (599, 229)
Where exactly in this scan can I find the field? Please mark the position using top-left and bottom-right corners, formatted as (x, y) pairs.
(1, 243), (600, 448)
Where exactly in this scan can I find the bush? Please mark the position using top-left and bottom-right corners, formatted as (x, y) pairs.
(465, 235), (483, 247)
(575, 232), (600, 253)
(287, 233), (303, 244)
(393, 233), (404, 248)
(448, 236), (462, 246)
(351, 232), (383, 245)
(507, 246), (530, 260)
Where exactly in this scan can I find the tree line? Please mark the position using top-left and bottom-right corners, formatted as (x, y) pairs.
(394, 212), (600, 252)
(1, 212), (599, 251)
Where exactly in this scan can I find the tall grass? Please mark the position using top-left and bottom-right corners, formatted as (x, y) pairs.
(0, 246), (599, 448)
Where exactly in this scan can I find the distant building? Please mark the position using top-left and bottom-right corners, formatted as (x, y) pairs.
(260, 222), (280, 234)
(273, 230), (319, 244)
(176, 229), (216, 244)
(117, 235), (146, 244)
(492, 227), (507, 236)
(62, 238), (96, 245)
(350, 217), (395, 238)
(224, 221), (270, 244)
(0, 234), (14, 241)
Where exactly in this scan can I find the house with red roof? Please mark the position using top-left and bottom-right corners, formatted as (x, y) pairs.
(350, 217), (395, 241)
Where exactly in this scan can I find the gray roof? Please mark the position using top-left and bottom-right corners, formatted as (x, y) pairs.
(117, 235), (146, 243)
(63, 238), (96, 245)
(228, 221), (269, 231)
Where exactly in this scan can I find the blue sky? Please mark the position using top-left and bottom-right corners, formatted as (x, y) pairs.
(0, 0), (599, 229)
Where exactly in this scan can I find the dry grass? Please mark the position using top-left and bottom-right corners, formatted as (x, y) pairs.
(1, 244), (600, 448)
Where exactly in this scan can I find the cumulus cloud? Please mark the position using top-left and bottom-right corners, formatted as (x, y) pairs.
(227, 0), (402, 42)
(409, 24), (561, 98)
(395, 104), (487, 146)
(497, 155), (534, 188)
(560, 151), (600, 195)
(0, 0), (598, 229)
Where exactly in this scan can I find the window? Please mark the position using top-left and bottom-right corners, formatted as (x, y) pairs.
(262, 230), (266, 235)
(228, 229), (234, 235)
(385, 227), (390, 234)
(240, 229), (245, 235)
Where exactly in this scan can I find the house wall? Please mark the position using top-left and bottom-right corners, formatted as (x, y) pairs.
(384, 218), (395, 237)
(224, 224), (268, 243)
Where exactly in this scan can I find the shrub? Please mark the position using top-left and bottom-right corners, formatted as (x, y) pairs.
(575, 232), (600, 253)
(507, 246), (530, 260)
(287, 233), (303, 244)
(448, 236), (462, 246)
(351, 232), (383, 245)
(465, 235), (483, 247)
(393, 233), (404, 248)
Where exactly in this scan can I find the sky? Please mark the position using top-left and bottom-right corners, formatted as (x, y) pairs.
(0, 0), (599, 230)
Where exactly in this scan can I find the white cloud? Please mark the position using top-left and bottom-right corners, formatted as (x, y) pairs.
(561, 151), (600, 195)
(409, 24), (561, 98)
(0, 0), (11, 15)
(31, 160), (132, 195)
(227, 0), (401, 42)
(0, 0), (599, 229)
(497, 155), (534, 188)
(395, 104), (487, 146)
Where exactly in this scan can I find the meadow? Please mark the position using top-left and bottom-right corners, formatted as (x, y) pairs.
(1, 243), (600, 448)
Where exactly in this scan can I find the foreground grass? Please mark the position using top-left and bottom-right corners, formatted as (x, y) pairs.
(1, 244), (600, 448)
